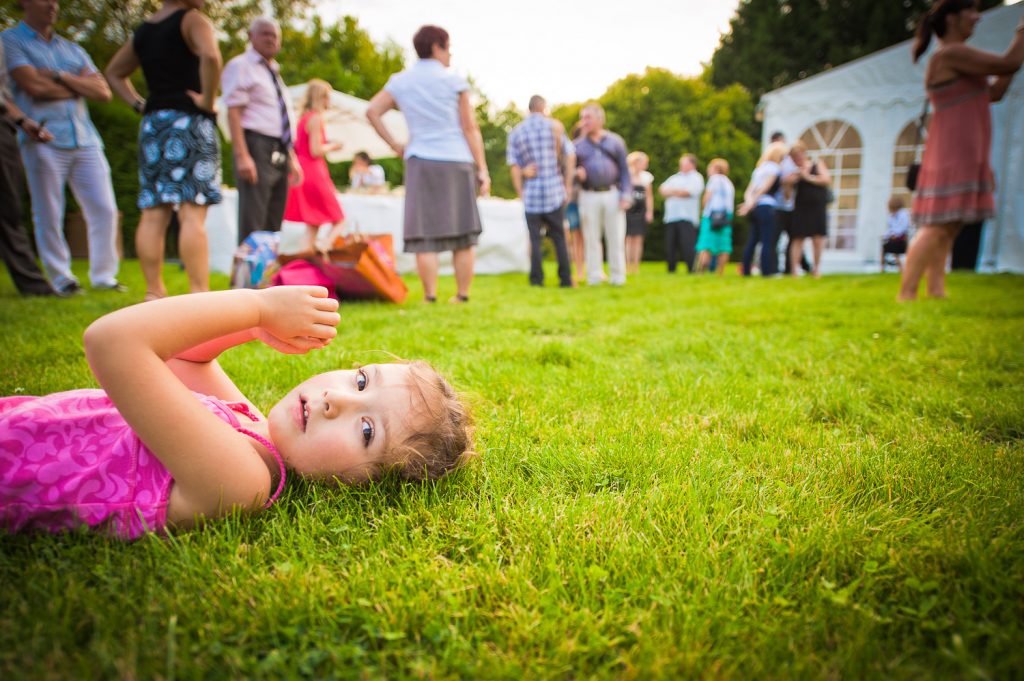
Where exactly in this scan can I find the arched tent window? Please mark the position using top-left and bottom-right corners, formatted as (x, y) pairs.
(892, 116), (929, 211)
(798, 120), (862, 250)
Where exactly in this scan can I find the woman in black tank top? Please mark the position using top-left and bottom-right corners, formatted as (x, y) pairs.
(105, 1), (223, 301)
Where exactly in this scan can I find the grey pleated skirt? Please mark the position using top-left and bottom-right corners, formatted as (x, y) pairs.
(402, 156), (482, 253)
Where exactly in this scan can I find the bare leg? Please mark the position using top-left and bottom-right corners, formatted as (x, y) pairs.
(899, 224), (948, 300)
(788, 237), (805, 278)
(569, 229), (585, 284)
(416, 252), (439, 301)
(625, 236), (637, 274)
(716, 252), (729, 276)
(135, 206), (174, 300)
(924, 224), (961, 298)
(811, 235), (825, 278)
(177, 203), (210, 293)
(695, 250), (710, 274)
(452, 246), (475, 301)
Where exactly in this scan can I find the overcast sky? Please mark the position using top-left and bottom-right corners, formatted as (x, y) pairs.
(312, 0), (742, 109)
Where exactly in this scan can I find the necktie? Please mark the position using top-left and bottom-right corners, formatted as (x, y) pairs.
(261, 60), (291, 148)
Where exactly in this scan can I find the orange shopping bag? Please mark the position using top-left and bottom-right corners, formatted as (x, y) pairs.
(323, 233), (408, 304)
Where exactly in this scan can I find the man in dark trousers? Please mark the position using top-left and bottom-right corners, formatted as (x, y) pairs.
(0, 38), (55, 297)
(507, 95), (575, 288)
(222, 16), (302, 244)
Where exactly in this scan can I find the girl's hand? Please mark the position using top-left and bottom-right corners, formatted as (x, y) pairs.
(256, 286), (340, 353)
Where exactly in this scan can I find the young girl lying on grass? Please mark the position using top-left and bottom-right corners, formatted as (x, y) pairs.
(0, 286), (473, 539)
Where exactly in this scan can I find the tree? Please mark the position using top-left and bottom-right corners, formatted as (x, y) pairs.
(1, 1), (315, 70)
(271, 16), (403, 101)
(710, 0), (1003, 99)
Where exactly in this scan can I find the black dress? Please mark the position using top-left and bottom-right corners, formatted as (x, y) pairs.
(625, 181), (648, 237)
(791, 162), (829, 238)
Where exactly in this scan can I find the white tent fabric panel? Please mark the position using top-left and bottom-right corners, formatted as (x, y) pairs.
(759, 3), (1024, 273)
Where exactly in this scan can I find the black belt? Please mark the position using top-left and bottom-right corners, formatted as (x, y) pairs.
(243, 129), (288, 148)
(583, 184), (613, 192)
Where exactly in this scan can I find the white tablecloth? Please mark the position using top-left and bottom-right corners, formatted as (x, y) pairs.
(205, 189), (530, 275)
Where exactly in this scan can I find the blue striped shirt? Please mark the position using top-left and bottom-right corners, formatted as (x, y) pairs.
(1, 22), (103, 149)
(506, 113), (573, 214)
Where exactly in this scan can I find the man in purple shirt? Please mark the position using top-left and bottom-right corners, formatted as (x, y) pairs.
(573, 103), (631, 286)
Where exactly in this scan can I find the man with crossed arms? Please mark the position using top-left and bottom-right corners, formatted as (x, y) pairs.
(2, 0), (124, 296)
(507, 95), (575, 288)
(573, 103), (631, 286)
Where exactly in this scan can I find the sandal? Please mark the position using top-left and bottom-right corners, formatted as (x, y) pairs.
(424, 295), (437, 303)
(143, 292), (166, 303)
(448, 294), (469, 304)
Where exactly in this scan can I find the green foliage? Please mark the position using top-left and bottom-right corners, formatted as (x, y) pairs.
(86, 100), (141, 255)
(710, 0), (1004, 98)
(472, 84), (523, 200)
(3, 265), (1024, 678)
(248, 16), (404, 102)
(554, 69), (761, 260)
(1, 1), (314, 69)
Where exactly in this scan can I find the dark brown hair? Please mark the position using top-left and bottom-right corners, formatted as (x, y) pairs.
(913, 0), (977, 63)
(413, 25), (449, 59)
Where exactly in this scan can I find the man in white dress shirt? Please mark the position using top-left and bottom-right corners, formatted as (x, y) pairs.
(222, 17), (301, 244)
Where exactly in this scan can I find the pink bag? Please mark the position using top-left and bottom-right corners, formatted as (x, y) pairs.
(271, 259), (340, 300)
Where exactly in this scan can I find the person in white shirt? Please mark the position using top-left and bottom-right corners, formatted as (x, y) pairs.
(625, 151), (654, 275)
(695, 158), (736, 276)
(659, 153), (704, 273)
(349, 151), (386, 191)
(366, 25), (489, 304)
(737, 142), (787, 277)
(882, 195), (911, 272)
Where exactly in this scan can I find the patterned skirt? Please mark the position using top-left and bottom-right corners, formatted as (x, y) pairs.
(137, 110), (222, 209)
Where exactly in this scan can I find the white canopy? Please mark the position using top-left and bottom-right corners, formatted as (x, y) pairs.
(217, 83), (409, 163)
(759, 2), (1024, 273)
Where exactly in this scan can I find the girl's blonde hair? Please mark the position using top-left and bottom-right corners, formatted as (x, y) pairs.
(382, 361), (475, 482)
(758, 141), (788, 166)
(302, 79), (332, 114)
(708, 158), (729, 175)
(888, 195), (905, 213)
(627, 151), (648, 171)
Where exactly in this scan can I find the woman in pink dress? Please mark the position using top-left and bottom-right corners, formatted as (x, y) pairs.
(284, 79), (345, 251)
(899, 0), (1024, 301)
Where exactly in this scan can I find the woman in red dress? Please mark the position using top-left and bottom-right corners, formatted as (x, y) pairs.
(899, 0), (1024, 301)
(284, 79), (345, 251)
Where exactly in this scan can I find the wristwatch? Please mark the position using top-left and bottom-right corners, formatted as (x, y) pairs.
(133, 99), (145, 114)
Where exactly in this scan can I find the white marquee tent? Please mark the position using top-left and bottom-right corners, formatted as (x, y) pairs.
(758, 2), (1024, 273)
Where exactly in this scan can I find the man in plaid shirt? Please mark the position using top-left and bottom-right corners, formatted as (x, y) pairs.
(507, 95), (575, 287)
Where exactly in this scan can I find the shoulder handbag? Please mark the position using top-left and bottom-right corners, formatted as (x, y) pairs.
(708, 177), (730, 230)
(906, 98), (930, 191)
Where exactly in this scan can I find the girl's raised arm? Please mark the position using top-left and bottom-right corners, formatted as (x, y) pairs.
(84, 287), (339, 521)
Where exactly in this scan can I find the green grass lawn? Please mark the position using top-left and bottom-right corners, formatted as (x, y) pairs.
(1, 261), (1023, 679)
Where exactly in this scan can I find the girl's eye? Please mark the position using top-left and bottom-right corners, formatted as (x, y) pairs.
(361, 418), (374, 447)
(356, 370), (368, 391)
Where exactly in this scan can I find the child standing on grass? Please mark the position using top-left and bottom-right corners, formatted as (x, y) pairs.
(0, 286), (473, 539)
(882, 196), (911, 273)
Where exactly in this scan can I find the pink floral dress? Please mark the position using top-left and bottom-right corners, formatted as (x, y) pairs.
(0, 389), (285, 540)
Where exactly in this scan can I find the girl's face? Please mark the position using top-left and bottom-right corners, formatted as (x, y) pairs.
(268, 364), (425, 483)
